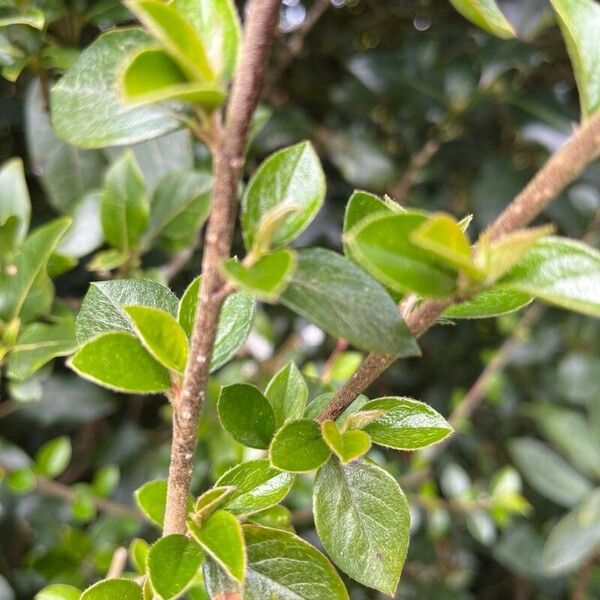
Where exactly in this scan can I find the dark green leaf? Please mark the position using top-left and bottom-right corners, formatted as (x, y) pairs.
(265, 361), (308, 428)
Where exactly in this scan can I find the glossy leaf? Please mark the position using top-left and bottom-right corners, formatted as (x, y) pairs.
(216, 459), (294, 516)
(314, 458), (410, 595)
(345, 212), (458, 297)
(77, 279), (178, 343)
(549, 0), (600, 119)
(148, 534), (205, 599)
(189, 510), (245, 582)
(69, 332), (171, 394)
(242, 141), (325, 249)
(498, 237), (600, 317)
(321, 420), (371, 463)
(221, 250), (296, 302)
(218, 384), (276, 449)
(449, 0), (516, 39)
(34, 436), (71, 478)
(0, 158), (30, 247)
(269, 419), (331, 473)
(124, 305), (189, 373)
(135, 479), (193, 528)
(51, 28), (180, 148)
(444, 288), (532, 319)
(101, 151), (148, 253)
(265, 361), (308, 428)
(280, 248), (420, 355)
(194, 486), (236, 521)
(178, 276), (256, 370)
(361, 396), (453, 450)
(81, 579), (143, 600)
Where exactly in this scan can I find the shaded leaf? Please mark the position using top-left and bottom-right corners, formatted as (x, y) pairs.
(265, 361), (308, 428)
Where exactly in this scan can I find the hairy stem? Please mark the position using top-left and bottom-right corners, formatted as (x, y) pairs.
(163, 0), (280, 536)
(317, 111), (600, 423)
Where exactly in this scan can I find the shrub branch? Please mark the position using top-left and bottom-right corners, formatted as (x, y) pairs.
(163, 0), (280, 536)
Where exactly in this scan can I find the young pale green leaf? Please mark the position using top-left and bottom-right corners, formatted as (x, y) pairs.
(35, 583), (81, 600)
(120, 47), (225, 108)
(34, 436), (71, 479)
(101, 151), (148, 253)
(77, 279), (178, 343)
(178, 276), (256, 370)
(81, 579), (143, 600)
(148, 534), (205, 599)
(449, 0), (516, 39)
(218, 384), (276, 449)
(204, 524), (349, 600)
(216, 459), (295, 516)
(361, 396), (453, 450)
(124, 305), (189, 373)
(251, 204), (301, 256)
(509, 438), (592, 508)
(69, 332), (171, 394)
(444, 288), (533, 319)
(221, 250), (296, 302)
(129, 538), (150, 574)
(189, 510), (245, 582)
(498, 237), (600, 317)
(411, 213), (481, 279)
(265, 361), (308, 428)
(549, 0), (600, 119)
(194, 486), (236, 521)
(92, 464), (120, 497)
(88, 249), (128, 272)
(314, 458), (410, 596)
(269, 419), (331, 473)
(172, 0), (241, 80)
(280, 248), (420, 355)
(127, 0), (214, 82)
(7, 468), (37, 494)
(0, 158), (30, 248)
(242, 141), (325, 249)
(340, 408), (386, 431)
(248, 505), (292, 530)
(7, 319), (77, 381)
(345, 212), (458, 297)
(321, 420), (371, 463)
(135, 479), (194, 528)
(51, 28), (180, 147)
(147, 170), (211, 250)
(0, 217), (71, 322)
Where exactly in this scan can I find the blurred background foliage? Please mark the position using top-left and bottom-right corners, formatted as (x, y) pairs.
(0, 0), (599, 598)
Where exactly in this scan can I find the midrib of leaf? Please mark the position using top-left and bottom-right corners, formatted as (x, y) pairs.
(12, 340), (73, 352)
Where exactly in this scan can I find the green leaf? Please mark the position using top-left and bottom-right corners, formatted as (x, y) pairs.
(101, 151), (149, 253)
(499, 237), (600, 317)
(189, 510), (245, 582)
(69, 332), (171, 394)
(242, 141), (325, 249)
(281, 248), (420, 355)
(509, 438), (592, 508)
(0, 217), (71, 322)
(444, 288), (533, 319)
(81, 579), (143, 600)
(360, 396), (453, 450)
(314, 458), (410, 595)
(58, 192), (104, 258)
(321, 420), (371, 463)
(449, 0), (516, 39)
(26, 82), (106, 213)
(265, 361), (308, 428)
(124, 305), (189, 373)
(127, 0), (214, 82)
(216, 459), (295, 516)
(7, 319), (77, 381)
(173, 0), (241, 80)
(194, 486), (236, 521)
(177, 276), (256, 370)
(221, 250), (296, 302)
(129, 538), (150, 574)
(0, 6), (44, 29)
(92, 464), (120, 497)
(7, 468), (36, 494)
(88, 249), (128, 272)
(269, 419), (331, 473)
(204, 524), (349, 600)
(0, 158), (30, 248)
(120, 47), (225, 108)
(135, 479), (194, 528)
(35, 584), (81, 600)
(77, 278), (178, 343)
(345, 212), (458, 297)
(248, 505), (292, 530)
(147, 171), (211, 250)
(34, 436), (71, 478)
(51, 28), (180, 148)
(541, 489), (600, 574)
(549, 0), (600, 119)
(218, 384), (276, 449)
(148, 534), (205, 599)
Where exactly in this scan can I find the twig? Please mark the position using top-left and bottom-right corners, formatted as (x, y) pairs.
(391, 138), (441, 203)
(163, 0), (281, 536)
(106, 547), (128, 579)
(321, 338), (349, 381)
(317, 112), (600, 422)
